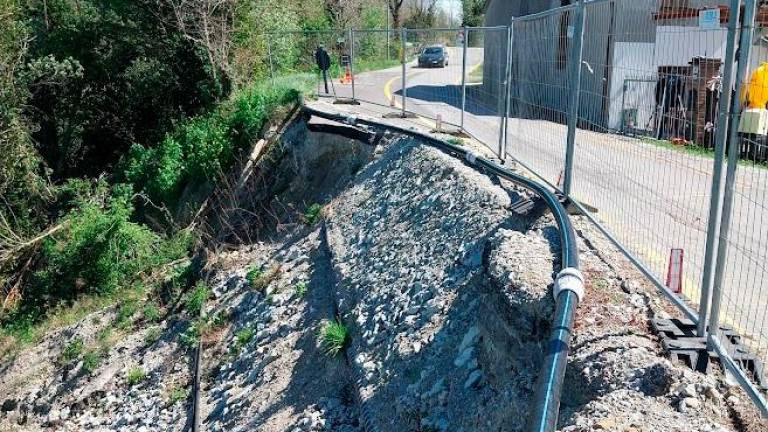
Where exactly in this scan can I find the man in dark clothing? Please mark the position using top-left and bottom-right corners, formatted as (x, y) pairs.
(315, 45), (331, 93)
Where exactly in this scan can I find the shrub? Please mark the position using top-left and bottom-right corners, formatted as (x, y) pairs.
(116, 299), (138, 329)
(246, 266), (264, 288)
(119, 75), (312, 208)
(126, 367), (147, 386)
(320, 320), (349, 358)
(248, 265), (281, 292)
(186, 282), (210, 315)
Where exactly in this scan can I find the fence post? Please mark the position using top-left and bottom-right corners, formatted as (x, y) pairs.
(696, 0), (743, 337)
(562, 0), (586, 196)
(497, 25), (512, 161)
(266, 37), (275, 82)
(502, 23), (514, 161)
(350, 29), (356, 101)
(460, 26), (468, 132)
(401, 27), (407, 116)
(708, 0), (757, 344)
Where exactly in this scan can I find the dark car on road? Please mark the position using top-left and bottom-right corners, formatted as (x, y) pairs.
(418, 45), (449, 68)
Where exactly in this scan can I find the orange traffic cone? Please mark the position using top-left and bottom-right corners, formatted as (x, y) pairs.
(340, 65), (352, 84)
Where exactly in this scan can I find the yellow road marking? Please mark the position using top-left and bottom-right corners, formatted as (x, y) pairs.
(383, 57), (484, 130)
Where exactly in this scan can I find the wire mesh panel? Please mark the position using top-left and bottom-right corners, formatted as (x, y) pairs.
(350, 29), (400, 107)
(399, 28), (466, 128)
(267, 30), (352, 98)
(712, 5), (768, 391)
(463, 27), (509, 155)
(506, 6), (577, 187)
(563, 0), (730, 314)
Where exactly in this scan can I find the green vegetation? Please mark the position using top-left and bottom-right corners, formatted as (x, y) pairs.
(446, 137), (465, 146)
(295, 281), (309, 298)
(247, 265), (281, 292)
(143, 303), (161, 323)
(186, 282), (210, 315)
(235, 327), (255, 348)
(180, 319), (207, 350)
(144, 326), (162, 346)
(169, 387), (188, 405)
(320, 320), (349, 358)
(82, 350), (103, 373)
(640, 137), (768, 170)
(246, 266), (265, 287)
(304, 203), (323, 225)
(0, 0), (416, 361)
(126, 367), (147, 386)
(60, 337), (85, 363)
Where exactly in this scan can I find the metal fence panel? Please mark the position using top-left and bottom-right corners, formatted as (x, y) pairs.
(507, 7), (576, 187)
(568, 0), (729, 316)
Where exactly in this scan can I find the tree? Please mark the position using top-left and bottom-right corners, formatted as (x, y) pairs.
(162, 0), (236, 91)
(461, 0), (484, 27)
(405, 0), (438, 28)
(388, 0), (404, 29)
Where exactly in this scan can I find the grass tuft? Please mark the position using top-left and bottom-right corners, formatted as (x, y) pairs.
(60, 337), (84, 363)
(126, 367), (147, 385)
(169, 387), (188, 405)
(304, 203), (323, 225)
(82, 350), (103, 373)
(248, 265), (280, 292)
(295, 281), (308, 298)
(319, 319), (349, 358)
(186, 281), (209, 315)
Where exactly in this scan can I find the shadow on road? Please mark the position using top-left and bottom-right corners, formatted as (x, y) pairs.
(393, 84), (502, 116)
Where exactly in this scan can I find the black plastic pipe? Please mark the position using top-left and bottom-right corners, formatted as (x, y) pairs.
(301, 105), (583, 432)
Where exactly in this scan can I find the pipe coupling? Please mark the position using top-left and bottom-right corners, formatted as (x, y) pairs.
(465, 151), (478, 164)
(553, 267), (585, 302)
(344, 115), (358, 125)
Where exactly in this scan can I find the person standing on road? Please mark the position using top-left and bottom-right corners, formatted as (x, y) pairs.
(315, 45), (331, 94)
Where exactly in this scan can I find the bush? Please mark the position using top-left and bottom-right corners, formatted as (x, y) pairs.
(120, 75), (313, 208)
(235, 327), (254, 346)
(144, 326), (162, 346)
(169, 387), (188, 405)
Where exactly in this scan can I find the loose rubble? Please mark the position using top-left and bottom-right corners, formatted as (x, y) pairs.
(0, 117), (765, 431)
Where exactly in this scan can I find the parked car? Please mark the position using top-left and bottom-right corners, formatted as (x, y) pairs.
(418, 45), (448, 68)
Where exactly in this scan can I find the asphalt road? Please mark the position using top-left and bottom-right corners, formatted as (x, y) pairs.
(325, 46), (768, 356)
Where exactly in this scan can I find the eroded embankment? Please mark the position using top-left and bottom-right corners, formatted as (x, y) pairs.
(0, 114), (763, 432)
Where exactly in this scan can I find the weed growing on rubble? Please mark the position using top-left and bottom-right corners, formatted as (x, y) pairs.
(320, 320), (349, 358)
(304, 203), (323, 225)
(126, 367), (147, 386)
(185, 282), (209, 315)
(295, 281), (308, 298)
(60, 337), (84, 363)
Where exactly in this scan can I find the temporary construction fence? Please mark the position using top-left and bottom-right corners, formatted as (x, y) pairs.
(263, 0), (768, 416)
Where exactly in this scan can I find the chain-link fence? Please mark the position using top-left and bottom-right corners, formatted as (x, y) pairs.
(262, 0), (768, 414)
